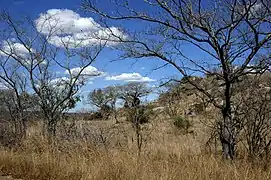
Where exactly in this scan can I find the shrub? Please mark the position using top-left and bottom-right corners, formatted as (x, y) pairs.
(173, 115), (192, 133)
(126, 105), (153, 124)
(137, 105), (153, 124)
(100, 104), (112, 120)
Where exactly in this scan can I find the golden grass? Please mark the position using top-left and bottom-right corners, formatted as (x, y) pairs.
(0, 119), (270, 180)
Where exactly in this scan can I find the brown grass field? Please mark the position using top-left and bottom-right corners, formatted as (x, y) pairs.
(0, 114), (270, 180)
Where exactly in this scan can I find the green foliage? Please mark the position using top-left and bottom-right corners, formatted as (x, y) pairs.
(173, 115), (192, 133)
(126, 105), (152, 124)
(137, 105), (153, 124)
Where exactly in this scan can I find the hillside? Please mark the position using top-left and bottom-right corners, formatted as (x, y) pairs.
(1, 74), (271, 179)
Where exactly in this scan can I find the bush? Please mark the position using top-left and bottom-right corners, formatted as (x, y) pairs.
(0, 121), (21, 147)
(137, 105), (154, 124)
(173, 116), (192, 133)
(126, 105), (151, 124)
(100, 104), (112, 120)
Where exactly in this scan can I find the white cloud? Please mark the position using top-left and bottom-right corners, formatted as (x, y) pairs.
(238, 2), (263, 17)
(50, 76), (83, 89)
(65, 65), (104, 77)
(0, 82), (8, 89)
(35, 9), (127, 48)
(0, 41), (46, 67)
(47, 77), (73, 95)
(50, 66), (104, 89)
(0, 41), (31, 58)
(249, 3), (262, 15)
(50, 77), (70, 86)
(49, 75), (91, 91)
(105, 72), (155, 82)
(35, 9), (101, 35)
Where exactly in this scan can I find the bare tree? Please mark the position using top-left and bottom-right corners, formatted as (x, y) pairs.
(119, 82), (150, 108)
(158, 80), (186, 117)
(83, 0), (271, 159)
(119, 82), (151, 156)
(87, 88), (114, 120)
(88, 88), (110, 109)
(0, 55), (37, 139)
(236, 74), (271, 161)
(0, 11), (107, 139)
(103, 85), (120, 123)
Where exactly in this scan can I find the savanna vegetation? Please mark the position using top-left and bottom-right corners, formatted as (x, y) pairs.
(1, 0), (271, 179)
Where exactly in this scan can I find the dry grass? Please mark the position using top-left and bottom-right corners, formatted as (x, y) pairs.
(0, 118), (270, 180)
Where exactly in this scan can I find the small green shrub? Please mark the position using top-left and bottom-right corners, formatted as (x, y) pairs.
(173, 116), (192, 133)
(126, 105), (153, 124)
(138, 105), (154, 124)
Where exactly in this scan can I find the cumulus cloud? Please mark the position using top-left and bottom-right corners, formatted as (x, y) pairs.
(50, 75), (93, 91)
(48, 77), (74, 94)
(105, 73), (155, 82)
(50, 65), (104, 88)
(0, 41), (47, 67)
(251, 3), (262, 13)
(65, 65), (104, 77)
(35, 9), (127, 48)
(50, 77), (70, 85)
(50, 76), (84, 90)
(0, 41), (31, 58)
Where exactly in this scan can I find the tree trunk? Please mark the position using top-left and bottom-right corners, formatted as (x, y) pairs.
(46, 117), (57, 142)
(47, 121), (57, 137)
(21, 118), (27, 138)
(220, 82), (236, 160)
(220, 114), (235, 160)
(114, 110), (119, 123)
(18, 110), (27, 138)
(135, 121), (142, 157)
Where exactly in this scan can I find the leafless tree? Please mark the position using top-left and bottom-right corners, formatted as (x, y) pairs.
(87, 88), (115, 120)
(103, 85), (120, 123)
(235, 74), (271, 162)
(0, 11), (106, 139)
(119, 82), (150, 108)
(0, 54), (38, 140)
(83, 0), (271, 159)
(158, 80), (186, 117)
(88, 89), (110, 109)
(118, 82), (151, 156)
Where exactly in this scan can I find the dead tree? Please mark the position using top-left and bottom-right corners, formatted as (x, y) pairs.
(236, 74), (271, 162)
(87, 87), (119, 120)
(0, 59), (34, 139)
(119, 82), (151, 156)
(0, 11), (108, 139)
(83, 0), (271, 159)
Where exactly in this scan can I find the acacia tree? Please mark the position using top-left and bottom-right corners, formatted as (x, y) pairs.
(102, 85), (120, 122)
(0, 10), (123, 138)
(118, 82), (151, 156)
(87, 88), (114, 120)
(83, 0), (271, 159)
(119, 82), (150, 108)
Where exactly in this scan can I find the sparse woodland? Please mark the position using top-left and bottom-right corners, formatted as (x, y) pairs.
(0, 0), (271, 179)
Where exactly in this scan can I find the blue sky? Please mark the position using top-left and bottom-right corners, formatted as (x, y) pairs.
(0, 0), (208, 111)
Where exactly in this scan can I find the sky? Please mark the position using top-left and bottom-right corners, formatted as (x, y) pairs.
(0, 0), (207, 111)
